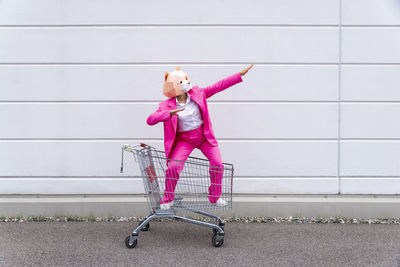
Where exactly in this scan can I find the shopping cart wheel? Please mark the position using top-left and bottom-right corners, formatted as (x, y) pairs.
(212, 234), (224, 247)
(213, 222), (225, 235)
(138, 220), (150, 231)
(125, 236), (137, 249)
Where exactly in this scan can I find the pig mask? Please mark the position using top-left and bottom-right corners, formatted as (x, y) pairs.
(163, 67), (192, 98)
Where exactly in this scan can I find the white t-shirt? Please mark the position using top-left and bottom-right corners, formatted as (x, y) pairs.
(175, 94), (203, 132)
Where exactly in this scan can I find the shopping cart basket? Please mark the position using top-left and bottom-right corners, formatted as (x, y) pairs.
(120, 143), (233, 248)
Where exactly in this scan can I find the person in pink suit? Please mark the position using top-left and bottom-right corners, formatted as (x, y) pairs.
(147, 65), (254, 210)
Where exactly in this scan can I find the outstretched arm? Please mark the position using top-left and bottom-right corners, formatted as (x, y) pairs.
(202, 64), (254, 99)
(146, 105), (169, 126)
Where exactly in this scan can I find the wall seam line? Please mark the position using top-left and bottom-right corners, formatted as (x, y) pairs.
(0, 24), (340, 28)
(338, 0), (343, 194)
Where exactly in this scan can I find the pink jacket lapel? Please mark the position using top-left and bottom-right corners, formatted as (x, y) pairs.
(188, 88), (204, 110)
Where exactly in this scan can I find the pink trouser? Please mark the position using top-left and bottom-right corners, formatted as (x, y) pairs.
(161, 125), (224, 204)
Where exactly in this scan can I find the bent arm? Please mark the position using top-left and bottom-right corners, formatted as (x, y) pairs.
(146, 104), (171, 126)
(201, 72), (243, 99)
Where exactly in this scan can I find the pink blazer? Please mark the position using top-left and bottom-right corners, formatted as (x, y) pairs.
(146, 72), (243, 160)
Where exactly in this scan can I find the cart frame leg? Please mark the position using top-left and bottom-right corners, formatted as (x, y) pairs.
(127, 211), (225, 247)
(131, 214), (157, 236)
(173, 215), (225, 235)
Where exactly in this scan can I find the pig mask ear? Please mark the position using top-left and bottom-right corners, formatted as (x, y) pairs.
(162, 72), (176, 98)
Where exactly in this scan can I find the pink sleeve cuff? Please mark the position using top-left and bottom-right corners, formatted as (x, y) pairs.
(235, 72), (243, 83)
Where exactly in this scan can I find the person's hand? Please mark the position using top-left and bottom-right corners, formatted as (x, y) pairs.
(240, 64), (254, 76)
(170, 108), (184, 117)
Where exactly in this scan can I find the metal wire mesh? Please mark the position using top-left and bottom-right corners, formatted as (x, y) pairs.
(133, 145), (233, 213)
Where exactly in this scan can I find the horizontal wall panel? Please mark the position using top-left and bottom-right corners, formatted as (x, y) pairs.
(232, 178), (338, 194)
(341, 178), (400, 194)
(341, 104), (400, 138)
(0, 27), (339, 63)
(0, 103), (338, 138)
(342, 0), (400, 25)
(0, 0), (339, 25)
(0, 65), (339, 101)
(0, 177), (338, 195)
(210, 103), (338, 138)
(342, 28), (400, 63)
(0, 141), (338, 177)
(0, 178), (138, 195)
(341, 141), (400, 176)
(342, 66), (400, 101)
(0, 103), (160, 139)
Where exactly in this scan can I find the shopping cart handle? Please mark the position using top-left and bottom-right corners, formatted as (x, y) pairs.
(122, 143), (149, 152)
(122, 144), (134, 152)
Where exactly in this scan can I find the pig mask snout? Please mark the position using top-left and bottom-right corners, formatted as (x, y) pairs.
(180, 80), (192, 93)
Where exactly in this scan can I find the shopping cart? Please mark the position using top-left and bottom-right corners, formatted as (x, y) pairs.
(120, 143), (233, 248)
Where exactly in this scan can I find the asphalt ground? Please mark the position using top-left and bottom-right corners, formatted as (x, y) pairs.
(0, 221), (399, 266)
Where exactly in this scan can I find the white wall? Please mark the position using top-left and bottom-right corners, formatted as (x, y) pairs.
(0, 0), (399, 195)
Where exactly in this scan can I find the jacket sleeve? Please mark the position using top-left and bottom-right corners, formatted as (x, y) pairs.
(201, 72), (243, 99)
(146, 103), (171, 126)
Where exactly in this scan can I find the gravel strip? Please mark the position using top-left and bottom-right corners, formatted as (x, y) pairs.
(1, 215), (400, 224)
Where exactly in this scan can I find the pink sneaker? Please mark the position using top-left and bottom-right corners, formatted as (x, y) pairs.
(212, 198), (228, 207)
